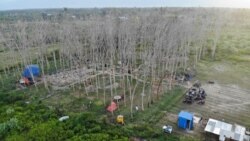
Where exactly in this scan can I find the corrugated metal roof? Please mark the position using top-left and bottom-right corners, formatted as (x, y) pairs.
(244, 135), (250, 141)
(204, 119), (246, 141)
(234, 124), (246, 135)
(219, 130), (235, 141)
(205, 118), (232, 135)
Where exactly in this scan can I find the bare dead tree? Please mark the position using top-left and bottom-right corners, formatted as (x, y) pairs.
(0, 8), (225, 115)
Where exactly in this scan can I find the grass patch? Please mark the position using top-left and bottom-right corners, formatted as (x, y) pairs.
(133, 87), (184, 124)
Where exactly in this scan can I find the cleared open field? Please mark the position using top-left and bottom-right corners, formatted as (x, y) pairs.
(169, 83), (250, 126)
(156, 10), (250, 139)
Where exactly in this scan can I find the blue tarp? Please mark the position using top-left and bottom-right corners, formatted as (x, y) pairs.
(178, 111), (193, 129)
(22, 65), (40, 78)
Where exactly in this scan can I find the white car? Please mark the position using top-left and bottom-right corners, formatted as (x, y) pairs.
(162, 125), (173, 134)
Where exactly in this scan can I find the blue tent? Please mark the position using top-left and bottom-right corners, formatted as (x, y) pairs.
(22, 65), (40, 79)
(178, 111), (193, 130)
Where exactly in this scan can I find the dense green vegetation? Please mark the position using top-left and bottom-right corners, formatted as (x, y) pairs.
(0, 81), (199, 140)
(0, 69), (193, 140)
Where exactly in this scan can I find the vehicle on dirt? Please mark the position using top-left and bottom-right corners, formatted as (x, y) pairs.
(162, 125), (173, 134)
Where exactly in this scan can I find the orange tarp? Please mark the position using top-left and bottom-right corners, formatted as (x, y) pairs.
(106, 102), (117, 112)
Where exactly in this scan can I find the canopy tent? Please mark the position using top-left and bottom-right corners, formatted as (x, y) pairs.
(106, 102), (117, 112)
(22, 65), (40, 79)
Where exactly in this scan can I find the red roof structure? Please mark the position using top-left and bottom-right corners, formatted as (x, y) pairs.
(106, 102), (117, 112)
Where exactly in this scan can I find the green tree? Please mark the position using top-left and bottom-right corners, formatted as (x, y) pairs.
(27, 120), (66, 141)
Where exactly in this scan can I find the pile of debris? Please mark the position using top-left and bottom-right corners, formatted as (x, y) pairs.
(183, 81), (207, 105)
(47, 68), (94, 87)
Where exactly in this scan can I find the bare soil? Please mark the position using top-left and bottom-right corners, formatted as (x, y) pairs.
(157, 82), (250, 139)
(178, 83), (250, 127)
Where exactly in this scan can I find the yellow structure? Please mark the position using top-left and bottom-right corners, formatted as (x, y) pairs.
(116, 115), (124, 125)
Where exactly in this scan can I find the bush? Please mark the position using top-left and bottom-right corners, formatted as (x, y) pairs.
(0, 118), (20, 139)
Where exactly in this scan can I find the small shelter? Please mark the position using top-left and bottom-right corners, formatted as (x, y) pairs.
(22, 65), (40, 79)
(204, 118), (247, 141)
(106, 102), (117, 112)
(178, 111), (193, 130)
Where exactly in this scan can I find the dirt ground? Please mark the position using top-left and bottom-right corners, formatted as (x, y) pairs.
(167, 83), (250, 127)
(156, 82), (250, 140)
